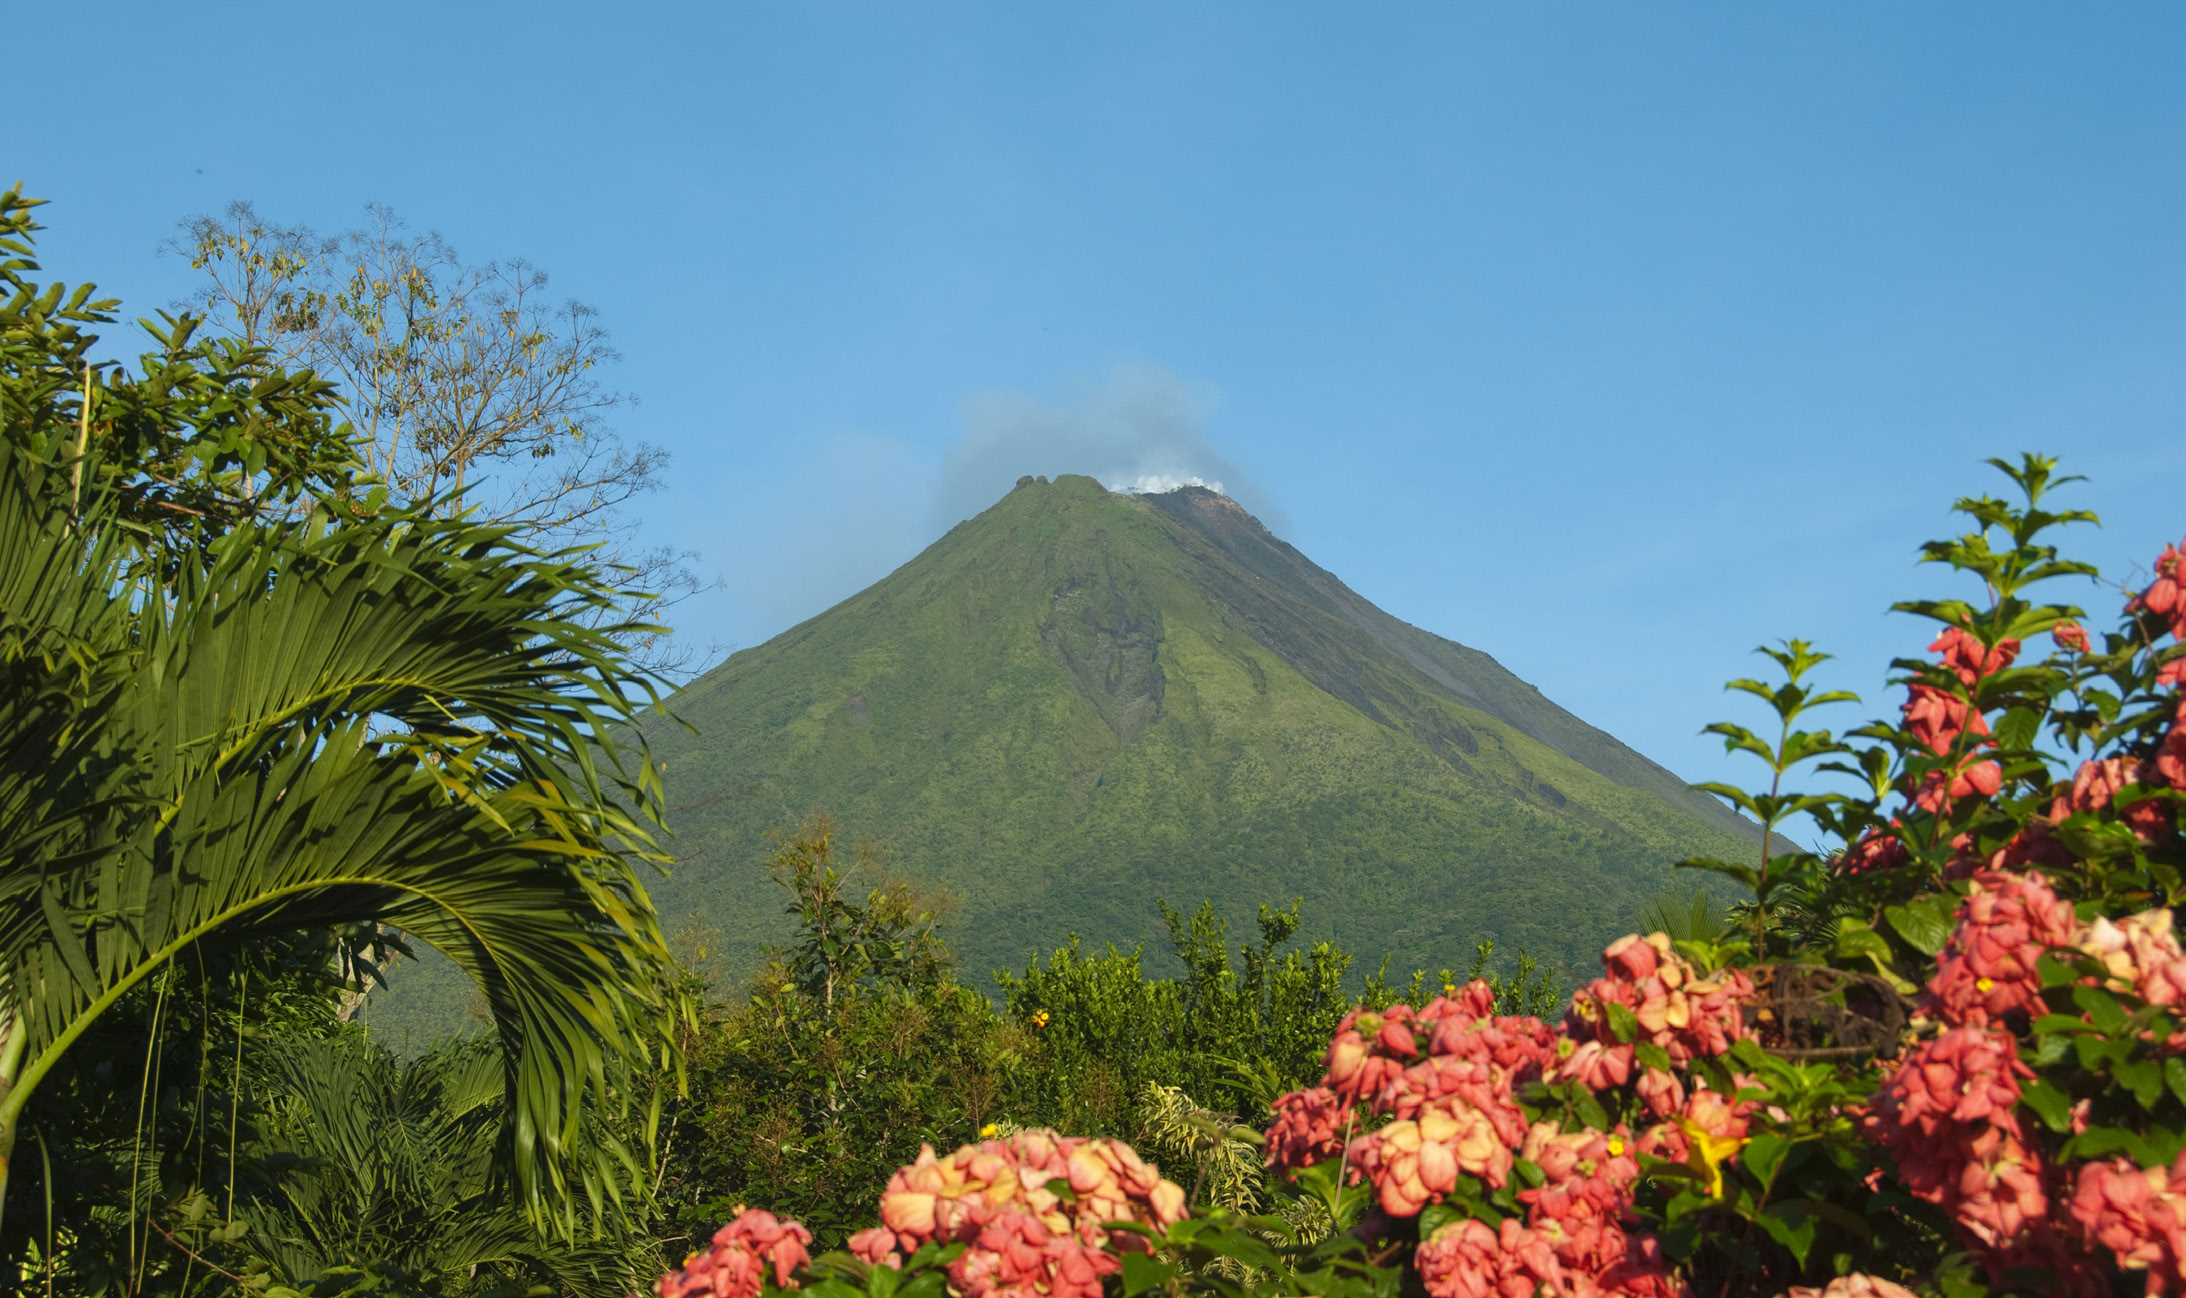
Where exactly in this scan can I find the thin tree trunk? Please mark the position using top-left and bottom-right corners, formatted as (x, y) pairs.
(0, 1010), (29, 1237)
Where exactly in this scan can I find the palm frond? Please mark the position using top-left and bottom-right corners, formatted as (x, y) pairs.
(0, 430), (682, 1229)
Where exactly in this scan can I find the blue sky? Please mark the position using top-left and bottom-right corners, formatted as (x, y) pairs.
(13, 2), (2184, 799)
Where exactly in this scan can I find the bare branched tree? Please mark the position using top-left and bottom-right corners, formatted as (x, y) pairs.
(167, 201), (713, 677)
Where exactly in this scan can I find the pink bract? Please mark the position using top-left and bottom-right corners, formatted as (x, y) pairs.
(654, 1209), (813, 1298)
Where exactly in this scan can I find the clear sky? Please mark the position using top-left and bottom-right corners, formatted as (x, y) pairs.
(13, 2), (2184, 798)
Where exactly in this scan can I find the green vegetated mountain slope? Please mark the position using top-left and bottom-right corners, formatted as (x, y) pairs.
(646, 475), (1752, 986)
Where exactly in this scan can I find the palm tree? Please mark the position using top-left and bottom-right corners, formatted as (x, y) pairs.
(240, 1033), (651, 1296)
(0, 186), (682, 1236)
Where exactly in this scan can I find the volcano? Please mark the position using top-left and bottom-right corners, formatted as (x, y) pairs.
(644, 475), (1750, 984)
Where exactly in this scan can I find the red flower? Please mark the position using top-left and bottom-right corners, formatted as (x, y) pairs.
(1563, 934), (1753, 1067)
(1932, 626), (2022, 687)
(871, 1129), (1185, 1263)
(1264, 1086), (1351, 1169)
(2156, 698), (2186, 793)
(2053, 757), (2174, 843)
(1415, 1218), (1566, 1298)
(2052, 620), (2092, 653)
(1837, 828), (1910, 876)
(947, 1209), (1116, 1298)
(1903, 683), (1991, 758)
(2131, 539), (2186, 642)
(1781, 1275), (1920, 1298)
(847, 1228), (901, 1271)
(1926, 871), (2080, 1028)
(656, 1209), (813, 1298)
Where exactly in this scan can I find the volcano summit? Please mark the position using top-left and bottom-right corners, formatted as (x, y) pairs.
(646, 475), (1750, 982)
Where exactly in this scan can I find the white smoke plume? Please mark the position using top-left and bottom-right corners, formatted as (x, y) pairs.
(934, 365), (1272, 526)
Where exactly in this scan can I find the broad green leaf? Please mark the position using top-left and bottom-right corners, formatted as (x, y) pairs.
(2117, 1058), (2165, 1111)
(2073, 985), (2131, 1032)
(1755, 1202), (1817, 1268)
(1120, 1252), (1175, 1296)
(1884, 897), (1956, 957)
(2017, 1078), (2074, 1133)
(1831, 919), (1892, 964)
(1741, 1131), (1790, 1191)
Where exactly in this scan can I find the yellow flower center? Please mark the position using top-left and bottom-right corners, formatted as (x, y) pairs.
(1606, 1136), (1626, 1157)
(1975, 976), (1994, 993)
(980, 1123), (1000, 1138)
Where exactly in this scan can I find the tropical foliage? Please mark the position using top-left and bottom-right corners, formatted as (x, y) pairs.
(1, 185), (681, 1287)
(643, 461), (2184, 1298)
(12, 181), (2185, 1298)
(654, 819), (1558, 1259)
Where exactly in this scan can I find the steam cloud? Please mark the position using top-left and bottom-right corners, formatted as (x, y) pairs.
(935, 366), (1271, 526)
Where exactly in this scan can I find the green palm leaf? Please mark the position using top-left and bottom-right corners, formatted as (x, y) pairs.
(0, 431), (681, 1230)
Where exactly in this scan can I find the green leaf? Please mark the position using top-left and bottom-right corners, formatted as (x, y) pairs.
(1605, 1002), (1641, 1045)
(1418, 1204), (1467, 1239)
(1677, 856), (1762, 893)
(1120, 1252), (1175, 1296)
(2065, 1126), (2158, 1165)
(1831, 919), (1893, 964)
(1741, 1132), (1790, 1191)
(2117, 1058), (2165, 1111)
(2164, 1057), (2186, 1109)
(2073, 984), (2131, 1032)
(1755, 1201), (1818, 1267)
(1192, 1228), (1279, 1269)
(2018, 1078), (2074, 1133)
(1633, 1042), (1674, 1074)
(1884, 897), (1956, 957)
(1993, 707), (2043, 751)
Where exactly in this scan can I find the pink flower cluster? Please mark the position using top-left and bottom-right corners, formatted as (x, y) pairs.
(1270, 963), (1733, 1298)
(2134, 537), (2186, 810)
(1901, 627), (2019, 809)
(2071, 1154), (2186, 1293)
(1923, 870), (2081, 1027)
(655, 1209), (813, 1298)
(2079, 909), (2186, 1015)
(1775, 1277), (1918, 1298)
(2160, 699), (2186, 795)
(1375, 1118), (1684, 1298)
(1298, 984), (1558, 1217)
(1862, 1024), (2050, 1252)
(848, 1130), (1186, 1298)
(1866, 865), (2186, 1290)
(1560, 933), (1755, 1077)
(2132, 540), (2186, 644)
(2054, 756), (2176, 844)
(1835, 826), (1910, 877)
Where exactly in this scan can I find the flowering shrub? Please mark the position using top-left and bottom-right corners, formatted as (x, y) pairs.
(657, 1209), (814, 1298)
(837, 1131), (1187, 1298)
(648, 457), (2182, 1298)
